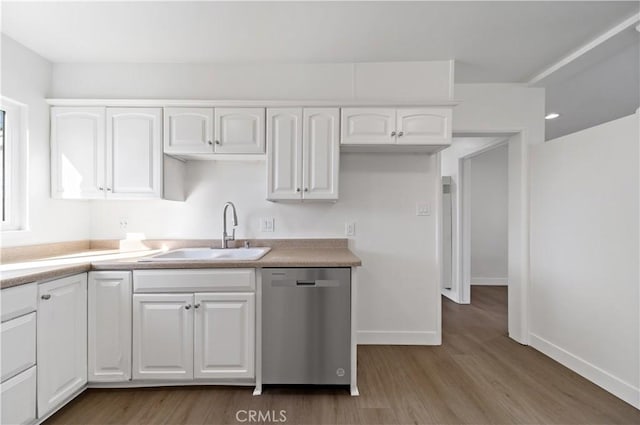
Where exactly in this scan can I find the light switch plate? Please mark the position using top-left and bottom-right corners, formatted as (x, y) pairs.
(416, 202), (431, 216)
(345, 222), (356, 237)
(260, 217), (275, 232)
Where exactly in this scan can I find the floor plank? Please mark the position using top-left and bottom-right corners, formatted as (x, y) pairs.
(46, 286), (640, 424)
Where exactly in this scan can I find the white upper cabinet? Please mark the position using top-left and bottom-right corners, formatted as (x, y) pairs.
(194, 292), (255, 379)
(132, 293), (194, 381)
(51, 106), (166, 200)
(396, 108), (451, 145)
(214, 108), (265, 154)
(37, 274), (87, 419)
(51, 107), (105, 199)
(164, 107), (214, 154)
(267, 107), (339, 202)
(341, 107), (452, 147)
(107, 108), (163, 199)
(267, 108), (303, 201)
(88, 271), (132, 383)
(303, 108), (340, 200)
(340, 108), (396, 145)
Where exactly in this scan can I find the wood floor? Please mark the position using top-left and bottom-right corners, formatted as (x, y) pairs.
(47, 286), (640, 424)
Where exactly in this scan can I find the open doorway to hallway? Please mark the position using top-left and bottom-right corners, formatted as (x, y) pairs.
(440, 137), (508, 306)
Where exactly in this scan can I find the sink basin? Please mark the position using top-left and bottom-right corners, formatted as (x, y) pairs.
(140, 247), (271, 262)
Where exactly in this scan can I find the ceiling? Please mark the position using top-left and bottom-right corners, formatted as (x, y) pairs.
(2, 1), (638, 140)
(1, 1), (638, 83)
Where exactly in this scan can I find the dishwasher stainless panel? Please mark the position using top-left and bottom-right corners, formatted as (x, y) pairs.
(262, 268), (351, 385)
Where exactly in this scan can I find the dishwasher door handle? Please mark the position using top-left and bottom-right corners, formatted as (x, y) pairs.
(271, 279), (341, 288)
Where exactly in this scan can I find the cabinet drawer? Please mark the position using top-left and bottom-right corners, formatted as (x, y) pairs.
(1, 366), (37, 425)
(133, 269), (255, 293)
(1, 283), (37, 322)
(1, 312), (36, 382)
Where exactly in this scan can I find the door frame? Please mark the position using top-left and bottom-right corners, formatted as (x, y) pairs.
(445, 130), (529, 345)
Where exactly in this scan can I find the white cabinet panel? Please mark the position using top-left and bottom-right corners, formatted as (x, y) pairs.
(164, 107), (214, 154)
(88, 272), (132, 382)
(1, 366), (36, 425)
(1, 282), (37, 323)
(303, 108), (340, 200)
(267, 108), (303, 201)
(194, 293), (255, 379)
(106, 108), (163, 199)
(51, 107), (105, 199)
(132, 293), (193, 380)
(214, 108), (265, 154)
(396, 108), (451, 145)
(1, 312), (36, 382)
(340, 108), (396, 145)
(37, 274), (87, 418)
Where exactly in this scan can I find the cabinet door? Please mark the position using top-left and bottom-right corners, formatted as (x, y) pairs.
(106, 108), (163, 199)
(303, 108), (340, 200)
(1, 312), (36, 382)
(164, 107), (214, 154)
(51, 107), (106, 199)
(396, 108), (452, 145)
(194, 293), (255, 379)
(340, 108), (396, 145)
(88, 272), (132, 382)
(132, 293), (193, 380)
(37, 274), (87, 418)
(1, 366), (36, 425)
(214, 108), (265, 154)
(266, 108), (303, 201)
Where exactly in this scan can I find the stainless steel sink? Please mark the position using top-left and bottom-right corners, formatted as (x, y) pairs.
(139, 247), (271, 262)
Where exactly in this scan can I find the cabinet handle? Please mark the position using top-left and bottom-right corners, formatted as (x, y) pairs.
(41, 294), (51, 300)
(106, 188), (112, 192)
(194, 303), (201, 309)
(98, 187), (104, 191)
(304, 188), (309, 192)
(184, 304), (192, 310)
(296, 188), (301, 192)
(398, 131), (404, 137)
(215, 140), (221, 145)
(391, 131), (396, 137)
(207, 140), (213, 146)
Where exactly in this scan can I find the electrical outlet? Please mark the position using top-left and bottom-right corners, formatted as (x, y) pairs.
(416, 202), (431, 216)
(119, 218), (128, 229)
(345, 222), (356, 237)
(260, 217), (275, 232)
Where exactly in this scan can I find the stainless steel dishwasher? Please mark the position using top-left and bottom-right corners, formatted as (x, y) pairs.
(262, 268), (351, 386)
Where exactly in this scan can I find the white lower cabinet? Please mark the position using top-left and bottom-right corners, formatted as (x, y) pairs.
(37, 273), (87, 419)
(88, 271), (132, 382)
(1, 366), (37, 425)
(132, 293), (194, 380)
(194, 293), (255, 379)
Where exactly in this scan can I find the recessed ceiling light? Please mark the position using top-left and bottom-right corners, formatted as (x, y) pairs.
(545, 113), (560, 120)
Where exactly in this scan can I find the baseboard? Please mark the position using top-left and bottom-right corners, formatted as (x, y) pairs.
(530, 333), (640, 409)
(470, 277), (508, 286)
(357, 330), (440, 345)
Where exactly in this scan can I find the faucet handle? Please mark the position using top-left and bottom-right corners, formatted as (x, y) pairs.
(244, 240), (250, 249)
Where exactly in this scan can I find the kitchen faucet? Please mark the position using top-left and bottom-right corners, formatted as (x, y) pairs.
(221, 202), (238, 249)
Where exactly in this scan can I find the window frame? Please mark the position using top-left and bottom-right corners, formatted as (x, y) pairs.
(1, 97), (28, 232)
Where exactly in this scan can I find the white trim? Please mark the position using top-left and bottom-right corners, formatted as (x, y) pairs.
(528, 13), (640, 85)
(350, 267), (359, 396)
(46, 98), (459, 108)
(0, 97), (28, 232)
(460, 156), (472, 304)
(357, 331), (440, 345)
(470, 277), (508, 286)
(530, 333), (640, 409)
(434, 153), (443, 345)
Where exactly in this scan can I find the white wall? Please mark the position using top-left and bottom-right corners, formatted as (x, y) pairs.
(453, 83), (545, 343)
(51, 60), (449, 344)
(469, 144), (508, 284)
(530, 114), (639, 408)
(0, 35), (90, 247)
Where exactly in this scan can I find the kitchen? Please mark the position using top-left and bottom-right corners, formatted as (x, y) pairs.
(1, 2), (639, 424)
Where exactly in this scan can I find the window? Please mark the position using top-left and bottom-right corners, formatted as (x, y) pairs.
(1, 97), (27, 232)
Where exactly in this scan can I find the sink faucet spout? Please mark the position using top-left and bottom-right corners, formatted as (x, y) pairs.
(222, 202), (238, 249)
